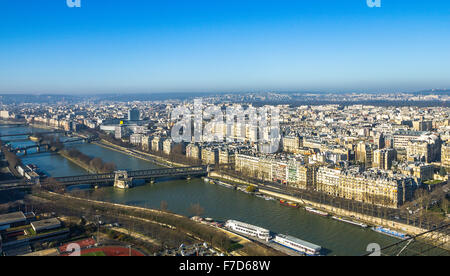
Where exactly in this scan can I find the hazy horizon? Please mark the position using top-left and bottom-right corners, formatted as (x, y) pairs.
(1, 87), (449, 97)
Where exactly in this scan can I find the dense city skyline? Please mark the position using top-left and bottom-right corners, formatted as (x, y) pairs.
(1, 0), (450, 94)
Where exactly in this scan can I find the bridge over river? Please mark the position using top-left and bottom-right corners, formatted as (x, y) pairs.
(0, 166), (211, 190)
(0, 130), (65, 138)
(9, 137), (93, 155)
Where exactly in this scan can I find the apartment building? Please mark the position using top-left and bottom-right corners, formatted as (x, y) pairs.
(282, 136), (302, 154)
(442, 143), (450, 170)
(163, 139), (173, 155)
(406, 134), (441, 163)
(356, 142), (373, 168)
(218, 149), (235, 165)
(235, 154), (273, 181)
(295, 165), (317, 190)
(141, 135), (152, 151)
(373, 148), (396, 170)
(338, 170), (414, 208)
(130, 133), (143, 145)
(151, 137), (162, 152)
(410, 163), (434, 181)
(201, 147), (219, 165)
(393, 131), (424, 149)
(413, 120), (433, 131)
(186, 143), (201, 160)
(316, 167), (341, 196)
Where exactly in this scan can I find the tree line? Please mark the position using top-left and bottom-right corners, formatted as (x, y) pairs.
(0, 140), (23, 177)
(63, 148), (117, 173)
(32, 133), (64, 151)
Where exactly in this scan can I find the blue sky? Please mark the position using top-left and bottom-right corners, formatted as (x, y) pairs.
(0, 0), (449, 94)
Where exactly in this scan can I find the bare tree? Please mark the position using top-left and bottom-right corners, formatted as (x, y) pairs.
(188, 203), (205, 217)
(441, 196), (449, 216)
(90, 158), (103, 172)
(43, 177), (65, 194)
(160, 200), (168, 212)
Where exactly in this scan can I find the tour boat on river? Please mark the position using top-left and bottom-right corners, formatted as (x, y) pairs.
(332, 216), (368, 228)
(371, 226), (410, 240)
(305, 207), (329, 217)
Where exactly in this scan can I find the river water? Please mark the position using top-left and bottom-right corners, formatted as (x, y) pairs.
(0, 125), (402, 256)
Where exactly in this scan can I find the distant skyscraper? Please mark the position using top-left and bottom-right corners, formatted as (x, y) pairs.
(128, 108), (140, 121)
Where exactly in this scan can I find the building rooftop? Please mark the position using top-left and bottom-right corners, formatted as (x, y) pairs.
(276, 234), (322, 251)
(31, 218), (61, 233)
(0, 211), (27, 226)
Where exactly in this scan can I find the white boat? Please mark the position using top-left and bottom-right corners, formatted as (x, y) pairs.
(225, 220), (271, 241)
(305, 207), (329, 217)
(332, 216), (368, 228)
(273, 234), (322, 256)
(217, 181), (235, 189)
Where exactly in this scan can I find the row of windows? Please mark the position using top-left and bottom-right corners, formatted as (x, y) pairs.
(231, 225), (270, 239)
(275, 238), (319, 255)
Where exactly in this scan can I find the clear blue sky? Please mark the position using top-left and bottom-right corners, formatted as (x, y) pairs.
(0, 0), (449, 94)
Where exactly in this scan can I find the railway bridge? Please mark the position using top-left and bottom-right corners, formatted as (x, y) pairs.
(50, 165), (211, 186)
(0, 166), (212, 191)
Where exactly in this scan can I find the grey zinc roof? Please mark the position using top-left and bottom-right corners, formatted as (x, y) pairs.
(0, 211), (27, 226)
(276, 234), (322, 251)
(31, 218), (61, 232)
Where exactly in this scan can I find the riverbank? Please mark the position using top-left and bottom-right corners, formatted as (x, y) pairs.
(0, 120), (27, 125)
(208, 171), (450, 251)
(57, 150), (97, 174)
(27, 123), (58, 131)
(28, 191), (284, 256)
(93, 139), (183, 168)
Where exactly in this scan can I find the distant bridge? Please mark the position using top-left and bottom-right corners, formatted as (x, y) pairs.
(0, 130), (65, 138)
(0, 179), (29, 191)
(0, 123), (27, 127)
(2, 138), (32, 143)
(10, 137), (91, 155)
(0, 166), (212, 191)
(11, 144), (51, 154)
(50, 166), (211, 186)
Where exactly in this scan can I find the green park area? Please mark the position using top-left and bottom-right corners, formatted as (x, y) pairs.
(82, 251), (107, 257)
